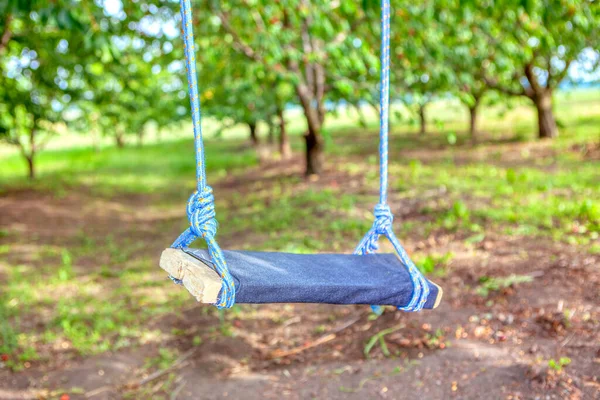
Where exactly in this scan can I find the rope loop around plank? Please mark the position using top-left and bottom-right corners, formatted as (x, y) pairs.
(169, 0), (235, 309)
(354, 0), (430, 312)
(170, 186), (236, 308)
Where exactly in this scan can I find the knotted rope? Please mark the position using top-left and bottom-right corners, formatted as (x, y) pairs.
(354, 0), (430, 312)
(170, 0), (235, 309)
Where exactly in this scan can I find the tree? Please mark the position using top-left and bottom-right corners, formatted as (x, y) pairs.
(197, 0), (377, 175)
(0, 1), (110, 178)
(390, 4), (453, 135)
(0, 0), (185, 178)
(201, 57), (271, 148)
(430, 4), (488, 139)
(470, 0), (600, 138)
(81, 49), (184, 148)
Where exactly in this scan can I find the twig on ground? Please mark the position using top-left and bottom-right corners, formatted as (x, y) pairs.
(269, 333), (336, 359)
(269, 312), (365, 359)
(136, 348), (198, 387)
(560, 333), (575, 348)
(85, 386), (112, 399)
(86, 348), (197, 397)
(170, 379), (187, 400)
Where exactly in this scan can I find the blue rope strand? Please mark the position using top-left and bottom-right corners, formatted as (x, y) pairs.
(170, 0), (235, 309)
(378, 0), (390, 206)
(180, 0), (206, 192)
(354, 0), (430, 312)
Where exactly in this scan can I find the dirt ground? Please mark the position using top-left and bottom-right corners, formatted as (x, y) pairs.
(1, 151), (599, 400)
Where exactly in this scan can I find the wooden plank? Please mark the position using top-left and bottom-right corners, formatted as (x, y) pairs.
(159, 248), (222, 303)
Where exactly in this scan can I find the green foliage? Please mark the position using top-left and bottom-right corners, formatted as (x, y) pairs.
(0, 305), (18, 356)
(548, 357), (571, 372)
(145, 348), (179, 371)
(415, 252), (454, 276)
(364, 324), (404, 359)
(0, 301), (39, 372)
(476, 274), (533, 297)
(0, 1), (111, 176)
(441, 200), (471, 231)
(0, 0), (184, 175)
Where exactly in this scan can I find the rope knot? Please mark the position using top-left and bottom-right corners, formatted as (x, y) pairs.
(356, 204), (395, 254)
(373, 204), (393, 235)
(186, 186), (217, 239)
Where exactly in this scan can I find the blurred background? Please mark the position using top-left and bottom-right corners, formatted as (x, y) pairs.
(0, 0), (599, 399)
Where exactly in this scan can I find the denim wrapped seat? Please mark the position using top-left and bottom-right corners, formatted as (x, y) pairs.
(160, 248), (442, 309)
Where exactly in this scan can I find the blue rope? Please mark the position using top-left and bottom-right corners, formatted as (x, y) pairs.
(354, 0), (430, 312)
(170, 0), (235, 309)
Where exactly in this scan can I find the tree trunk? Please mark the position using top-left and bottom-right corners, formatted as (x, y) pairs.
(295, 82), (324, 175)
(137, 127), (145, 147)
(277, 107), (291, 159)
(25, 127), (37, 179)
(533, 90), (558, 139)
(418, 103), (426, 135)
(468, 98), (480, 140)
(304, 129), (323, 176)
(0, 14), (12, 54)
(91, 128), (100, 152)
(267, 118), (275, 145)
(26, 153), (35, 180)
(115, 131), (125, 148)
(248, 122), (259, 146)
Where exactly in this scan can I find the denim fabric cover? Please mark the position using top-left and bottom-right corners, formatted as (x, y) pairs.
(183, 249), (439, 309)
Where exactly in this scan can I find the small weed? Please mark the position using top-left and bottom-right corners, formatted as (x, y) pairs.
(476, 274), (533, 297)
(364, 324), (405, 359)
(145, 348), (179, 371)
(314, 325), (327, 334)
(217, 309), (235, 337)
(0, 306), (39, 371)
(339, 374), (382, 393)
(441, 201), (471, 230)
(548, 357), (571, 372)
(415, 252), (453, 276)
(0, 308), (18, 356)
(424, 328), (447, 349)
(464, 233), (485, 244)
(56, 249), (74, 282)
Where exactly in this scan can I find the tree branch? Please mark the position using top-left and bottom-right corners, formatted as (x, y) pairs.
(0, 14), (13, 54)
(330, 16), (366, 47)
(524, 63), (543, 95)
(251, 9), (267, 32)
(299, 10), (316, 96)
(548, 59), (572, 89)
(484, 73), (528, 98)
(212, 7), (262, 63)
(10, 132), (30, 161)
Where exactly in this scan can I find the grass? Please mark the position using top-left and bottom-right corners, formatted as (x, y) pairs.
(0, 139), (259, 196)
(0, 88), (598, 372)
(476, 274), (534, 297)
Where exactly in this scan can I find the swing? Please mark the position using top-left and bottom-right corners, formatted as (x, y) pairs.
(159, 0), (442, 311)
